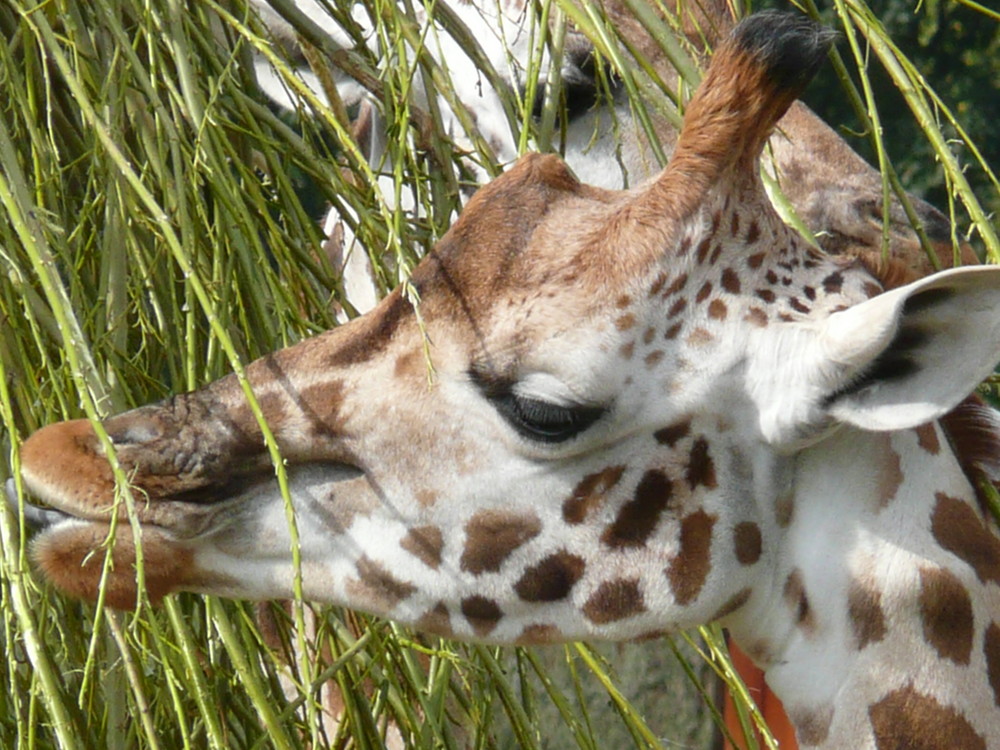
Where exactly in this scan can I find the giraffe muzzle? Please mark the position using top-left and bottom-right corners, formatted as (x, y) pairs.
(4, 478), (70, 530)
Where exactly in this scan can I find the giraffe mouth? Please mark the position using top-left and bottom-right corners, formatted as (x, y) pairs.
(8, 458), (368, 541)
(5, 478), (72, 530)
(4, 474), (231, 540)
(8, 415), (349, 539)
(6, 473), (229, 609)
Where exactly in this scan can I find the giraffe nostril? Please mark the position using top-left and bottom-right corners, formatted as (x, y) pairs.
(105, 409), (166, 446)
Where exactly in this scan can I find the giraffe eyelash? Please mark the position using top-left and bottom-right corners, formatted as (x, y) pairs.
(468, 368), (605, 443)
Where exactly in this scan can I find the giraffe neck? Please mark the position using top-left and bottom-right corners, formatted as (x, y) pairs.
(726, 423), (1000, 748)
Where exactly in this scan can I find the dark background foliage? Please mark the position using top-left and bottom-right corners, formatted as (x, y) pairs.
(794, 0), (999, 220)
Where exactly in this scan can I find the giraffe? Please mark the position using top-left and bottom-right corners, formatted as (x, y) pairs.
(251, 3), (983, 739)
(248, 0), (975, 320)
(12, 10), (1000, 749)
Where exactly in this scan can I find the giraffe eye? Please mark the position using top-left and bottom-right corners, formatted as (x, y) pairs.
(470, 368), (604, 443)
(492, 392), (604, 443)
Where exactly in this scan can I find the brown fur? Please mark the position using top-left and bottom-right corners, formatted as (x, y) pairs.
(33, 523), (197, 609)
(868, 686), (986, 750)
(939, 396), (1000, 522)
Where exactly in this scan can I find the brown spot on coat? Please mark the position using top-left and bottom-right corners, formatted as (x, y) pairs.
(460, 510), (541, 574)
(721, 267), (741, 294)
(297, 380), (346, 439)
(601, 470), (673, 548)
(518, 623), (563, 644)
(747, 252), (765, 269)
(788, 705), (833, 747)
(615, 313), (636, 331)
(665, 323), (682, 340)
(668, 298), (687, 318)
(847, 574), (887, 649)
(461, 596), (503, 637)
(394, 350), (422, 379)
(695, 237), (712, 264)
(918, 566), (974, 665)
(326, 290), (408, 367)
(645, 350), (665, 367)
(663, 273), (688, 297)
(789, 297), (810, 314)
(877, 444), (903, 508)
(514, 551), (586, 602)
(686, 328), (714, 346)
(648, 271), (669, 297)
(416, 489), (439, 507)
(582, 578), (646, 624)
(416, 602), (452, 636)
(863, 282), (883, 299)
(711, 587), (752, 621)
(783, 569), (815, 633)
(347, 556), (417, 610)
(708, 299), (727, 320)
(869, 685), (986, 750)
(733, 522), (762, 565)
(822, 271), (843, 293)
(914, 423), (940, 455)
(695, 282), (713, 303)
(686, 437), (717, 490)
(774, 490), (794, 527)
(755, 288), (776, 303)
(985, 622), (1000, 708)
(654, 420), (691, 447)
(746, 221), (760, 244)
(400, 526), (444, 570)
(745, 307), (768, 327)
(665, 509), (716, 604)
(563, 465), (626, 524)
(931, 493), (1000, 585)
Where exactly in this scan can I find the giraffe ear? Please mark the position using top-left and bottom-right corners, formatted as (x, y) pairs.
(819, 266), (1000, 432)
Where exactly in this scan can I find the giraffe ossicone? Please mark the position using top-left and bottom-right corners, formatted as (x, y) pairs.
(251, 0), (973, 320)
(13, 11), (1000, 749)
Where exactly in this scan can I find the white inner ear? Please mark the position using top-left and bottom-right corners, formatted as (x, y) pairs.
(822, 267), (1000, 432)
(749, 267), (1000, 447)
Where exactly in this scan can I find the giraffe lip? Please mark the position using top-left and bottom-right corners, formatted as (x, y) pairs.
(6, 476), (229, 541)
(4, 478), (74, 530)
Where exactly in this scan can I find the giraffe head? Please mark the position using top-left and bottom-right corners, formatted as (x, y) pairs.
(250, 0), (601, 177)
(15, 12), (1000, 652)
